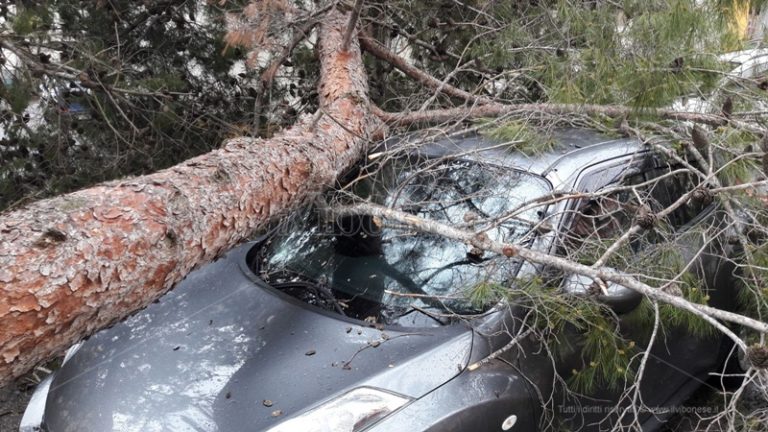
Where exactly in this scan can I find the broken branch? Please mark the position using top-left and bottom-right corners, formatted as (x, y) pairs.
(374, 104), (766, 135)
(359, 34), (496, 106)
(335, 202), (764, 349)
(342, 0), (365, 52)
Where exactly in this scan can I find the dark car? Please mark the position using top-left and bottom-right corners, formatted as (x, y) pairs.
(21, 129), (740, 432)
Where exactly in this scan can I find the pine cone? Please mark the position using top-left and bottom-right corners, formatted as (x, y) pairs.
(467, 246), (484, 263)
(463, 211), (480, 223)
(635, 206), (656, 230)
(661, 282), (683, 297)
(721, 96), (733, 121)
(691, 125), (709, 157)
(669, 56), (684, 73)
(690, 187), (714, 206)
(588, 279), (604, 296)
(746, 344), (768, 369)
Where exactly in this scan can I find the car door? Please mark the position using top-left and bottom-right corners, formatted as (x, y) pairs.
(555, 152), (734, 429)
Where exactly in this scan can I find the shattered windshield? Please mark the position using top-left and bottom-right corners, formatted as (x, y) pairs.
(255, 158), (551, 322)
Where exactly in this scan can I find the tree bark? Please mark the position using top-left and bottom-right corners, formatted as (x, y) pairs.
(0, 10), (380, 385)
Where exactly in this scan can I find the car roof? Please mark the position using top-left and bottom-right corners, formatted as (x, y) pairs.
(405, 128), (644, 189)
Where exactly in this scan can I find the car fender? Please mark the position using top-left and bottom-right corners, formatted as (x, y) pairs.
(371, 360), (540, 432)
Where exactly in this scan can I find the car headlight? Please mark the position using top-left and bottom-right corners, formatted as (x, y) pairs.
(265, 387), (411, 432)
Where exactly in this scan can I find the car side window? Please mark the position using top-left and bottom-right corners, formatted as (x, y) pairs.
(570, 193), (634, 240)
(567, 160), (709, 251)
(643, 166), (710, 229)
(567, 171), (646, 249)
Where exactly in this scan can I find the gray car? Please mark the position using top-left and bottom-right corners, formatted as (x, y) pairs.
(21, 129), (740, 431)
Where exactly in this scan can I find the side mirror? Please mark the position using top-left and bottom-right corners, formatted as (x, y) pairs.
(563, 273), (642, 314)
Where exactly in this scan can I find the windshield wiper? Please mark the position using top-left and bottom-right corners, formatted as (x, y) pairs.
(266, 271), (347, 316)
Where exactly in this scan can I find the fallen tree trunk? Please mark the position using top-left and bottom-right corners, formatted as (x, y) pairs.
(0, 10), (380, 385)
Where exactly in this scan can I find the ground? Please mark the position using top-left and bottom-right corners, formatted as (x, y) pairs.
(0, 362), (57, 431)
(0, 380), (33, 431)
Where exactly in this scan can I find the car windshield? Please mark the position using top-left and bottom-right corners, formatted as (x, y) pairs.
(254, 158), (551, 322)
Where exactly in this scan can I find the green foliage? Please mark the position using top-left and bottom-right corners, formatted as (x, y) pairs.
(12, 5), (52, 35)
(379, 1), (734, 110)
(736, 243), (768, 319)
(710, 128), (763, 186)
(503, 277), (638, 393)
(0, 1), (258, 210)
(0, 80), (33, 114)
(467, 281), (507, 309)
(544, 229), (719, 393)
(571, 318), (636, 393)
(541, 1), (728, 107)
(622, 279), (717, 340)
(606, 232), (717, 337)
(717, 156), (760, 185)
(139, 74), (189, 93)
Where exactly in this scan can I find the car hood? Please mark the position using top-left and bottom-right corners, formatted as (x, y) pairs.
(41, 243), (473, 432)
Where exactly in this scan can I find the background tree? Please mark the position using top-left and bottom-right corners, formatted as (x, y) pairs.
(0, 0), (286, 210)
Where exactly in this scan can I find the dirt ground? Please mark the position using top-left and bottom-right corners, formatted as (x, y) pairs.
(0, 381), (33, 432)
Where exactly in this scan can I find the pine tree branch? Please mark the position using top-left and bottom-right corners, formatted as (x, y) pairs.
(356, 37), (765, 134)
(253, 19), (319, 134)
(0, 39), (189, 98)
(374, 21), (496, 75)
(467, 327), (534, 371)
(359, 34), (496, 106)
(260, 20), (319, 87)
(373, 103), (766, 135)
(342, 0), (365, 52)
(334, 202), (762, 349)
